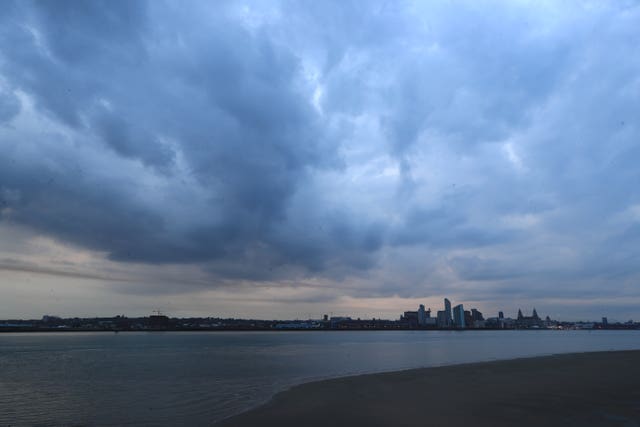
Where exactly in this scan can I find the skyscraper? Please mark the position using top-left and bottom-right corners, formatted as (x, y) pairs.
(417, 304), (426, 326)
(436, 310), (446, 328)
(453, 304), (465, 329)
(444, 298), (452, 327)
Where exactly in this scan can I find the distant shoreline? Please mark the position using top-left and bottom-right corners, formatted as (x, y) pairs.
(3, 311), (632, 332)
(1, 327), (635, 333)
(217, 350), (640, 427)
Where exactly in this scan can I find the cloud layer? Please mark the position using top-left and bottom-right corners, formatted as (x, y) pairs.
(1, 0), (640, 319)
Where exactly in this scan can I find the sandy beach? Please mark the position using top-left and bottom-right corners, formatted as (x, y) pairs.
(218, 350), (640, 427)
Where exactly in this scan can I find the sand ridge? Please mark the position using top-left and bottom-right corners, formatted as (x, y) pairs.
(217, 350), (640, 427)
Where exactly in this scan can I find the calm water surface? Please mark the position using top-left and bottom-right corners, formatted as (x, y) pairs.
(1, 330), (639, 426)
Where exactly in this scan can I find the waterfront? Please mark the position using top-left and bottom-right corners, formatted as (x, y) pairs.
(1, 330), (640, 426)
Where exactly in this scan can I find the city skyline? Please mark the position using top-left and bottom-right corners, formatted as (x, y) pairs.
(2, 1), (640, 321)
(0, 296), (629, 326)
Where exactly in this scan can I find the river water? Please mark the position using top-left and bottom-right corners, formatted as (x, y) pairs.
(1, 330), (639, 426)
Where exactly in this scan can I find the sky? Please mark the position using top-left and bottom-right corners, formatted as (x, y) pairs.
(1, 0), (639, 321)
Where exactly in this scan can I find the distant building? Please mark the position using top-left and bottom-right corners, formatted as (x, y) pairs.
(330, 316), (352, 328)
(498, 311), (504, 319)
(486, 315), (514, 329)
(417, 305), (434, 327)
(468, 309), (484, 328)
(149, 314), (169, 329)
(402, 311), (418, 328)
(464, 310), (472, 327)
(602, 317), (608, 327)
(41, 315), (62, 325)
(444, 298), (452, 327)
(516, 308), (544, 328)
(436, 310), (447, 328)
(275, 321), (319, 329)
(472, 320), (486, 328)
(424, 317), (437, 327)
(453, 304), (465, 329)
(418, 304), (427, 326)
(574, 322), (595, 330)
(544, 315), (557, 328)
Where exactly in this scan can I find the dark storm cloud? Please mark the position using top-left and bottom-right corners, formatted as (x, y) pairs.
(0, 0), (378, 277)
(1, 0), (640, 313)
(388, 195), (518, 249)
(32, 0), (147, 64)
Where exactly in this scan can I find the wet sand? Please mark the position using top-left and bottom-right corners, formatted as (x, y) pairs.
(218, 350), (640, 427)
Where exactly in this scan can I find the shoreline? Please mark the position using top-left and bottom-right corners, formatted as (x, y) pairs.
(1, 328), (636, 333)
(217, 350), (640, 427)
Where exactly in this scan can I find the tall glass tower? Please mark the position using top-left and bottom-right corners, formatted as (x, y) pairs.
(453, 304), (466, 329)
(444, 298), (452, 327)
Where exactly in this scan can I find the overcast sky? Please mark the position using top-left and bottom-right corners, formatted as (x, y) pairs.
(1, 0), (639, 321)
